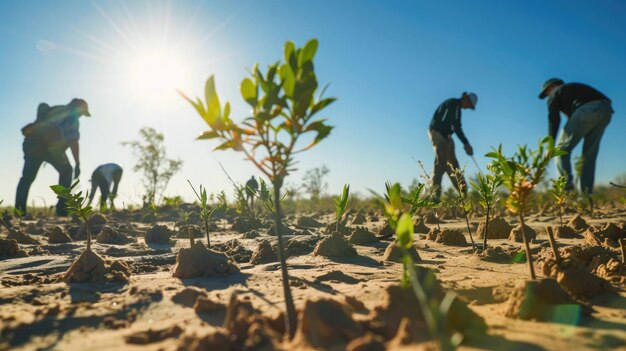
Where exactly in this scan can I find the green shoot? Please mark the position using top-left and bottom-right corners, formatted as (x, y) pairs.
(450, 166), (476, 250)
(469, 163), (502, 251)
(180, 38), (335, 338)
(188, 180), (219, 248)
(334, 184), (350, 232)
(550, 176), (567, 227)
(50, 180), (94, 251)
(487, 136), (566, 279)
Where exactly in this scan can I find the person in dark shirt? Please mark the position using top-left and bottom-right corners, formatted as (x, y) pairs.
(539, 78), (613, 198)
(428, 92), (477, 199)
(15, 98), (91, 216)
(89, 163), (123, 209)
(245, 175), (259, 214)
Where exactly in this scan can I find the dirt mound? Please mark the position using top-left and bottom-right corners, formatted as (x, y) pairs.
(382, 241), (421, 263)
(144, 224), (173, 244)
(28, 246), (49, 256)
(173, 242), (239, 278)
(479, 246), (524, 263)
(0, 238), (28, 259)
(313, 232), (358, 257)
(175, 225), (203, 238)
(291, 298), (364, 349)
(286, 236), (320, 257)
(413, 218), (430, 234)
(426, 227), (441, 241)
(508, 224), (537, 243)
(97, 226), (135, 245)
(47, 226), (73, 243)
(376, 222), (395, 239)
(325, 222), (351, 235)
(556, 262), (612, 299)
(568, 214), (589, 232)
(555, 225), (577, 238)
(64, 249), (131, 283)
(213, 239), (252, 263)
(267, 222), (295, 236)
(297, 216), (323, 228)
(348, 226), (378, 245)
(424, 211), (440, 224)
(584, 222), (625, 248)
(250, 240), (277, 264)
(505, 278), (586, 321)
(596, 259), (626, 285)
(7, 229), (41, 245)
(368, 274), (486, 341)
(434, 228), (467, 246)
(315, 270), (361, 284)
(242, 230), (260, 239)
(348, 212), (367, 226)
(232, 216), (262, 233)
(476, 216), (512, 239)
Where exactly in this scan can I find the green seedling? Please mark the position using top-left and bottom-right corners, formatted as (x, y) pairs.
(334, 184), (350, 232)
(470, 163), (503, 251)
(487, 136), (566, 279)
(180, 38), (335, 338)
(550, 176), (568, 227)
(0, 200), (11, 231)
(373, 182), (459, 351)
(403, 181), (441, 216)
(50, 180), (94, 251)
(188, 180), (219, 248)
(415, 159), (443, 229)
(450, 166), (476, 250)
(218, 162), (254, 218)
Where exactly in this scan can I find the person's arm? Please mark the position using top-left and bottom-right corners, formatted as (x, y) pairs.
(452, 108), (470, 146)
(88, 179), (97, 205)
(547, 98), (560, 140)
(69, 140), (80, 178)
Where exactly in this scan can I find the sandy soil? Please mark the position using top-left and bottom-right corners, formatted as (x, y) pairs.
(1, 209), (625, 351)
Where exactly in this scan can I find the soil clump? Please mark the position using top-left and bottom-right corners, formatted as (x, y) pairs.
(382, 240), (421, 263)
(509, 224), (537, 243)
(64, 249), (131, 283)
(144, 224), (173, 244)
(250, 239), (278, 264)
(476, 216), (512, 239)
(47, 225), (73, 243)
(348, 226), (378, 245)
(313, 232), (358, 257)
(173, 242), (239, 278)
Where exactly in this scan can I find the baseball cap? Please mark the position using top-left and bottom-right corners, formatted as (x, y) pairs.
(539, 78), (564, 99)
(467, 92), (478, 109)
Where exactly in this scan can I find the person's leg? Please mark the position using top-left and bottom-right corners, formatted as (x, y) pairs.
(15, 143), (44, 215)
(555, 105), (597, 190)
(429, 130), (448, 199)
(580, 103), (612, 195)
(46, 151), (73, 216)
(444, 138), (466, 195)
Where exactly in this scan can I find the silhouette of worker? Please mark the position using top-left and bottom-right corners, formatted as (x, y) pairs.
(538, 78), (613, 200)
(16, 98), (91, 216)
(428, 92), (477, 200)
(88, 163), (123, 209)
(245, 175), (259, 212)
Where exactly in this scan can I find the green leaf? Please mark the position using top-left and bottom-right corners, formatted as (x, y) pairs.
(299, 39), (318, 65)
(196, 130), (219, 140)
(279, 64), (296, 97)
(284, 41), (295, 64)
(396, 213), (414, 249)
(205, 76), (221, 124)
(240, 78), (257, 106)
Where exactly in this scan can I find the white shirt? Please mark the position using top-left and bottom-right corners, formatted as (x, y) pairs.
(97, 163), (122, 185)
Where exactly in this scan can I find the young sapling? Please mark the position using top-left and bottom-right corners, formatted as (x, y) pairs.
(334, 184), (349, 232)
(469, 163), (502, 251)
(50, 180), (94, 251)
(180, 38), (335, 338)
(450, 166), (476, 250)
(188, 180), (218, 248)
(550, 176), (567, 227)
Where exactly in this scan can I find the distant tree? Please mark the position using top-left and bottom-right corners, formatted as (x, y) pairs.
(302, 165), (329, 203)
(122, 127), (183, 206)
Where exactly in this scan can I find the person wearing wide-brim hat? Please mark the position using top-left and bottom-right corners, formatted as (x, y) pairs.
(539, 78), (613, 199)
(427, 92), (477, 200)
(15, 98), (91, 216)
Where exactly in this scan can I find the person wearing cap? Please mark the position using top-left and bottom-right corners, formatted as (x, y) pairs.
(15, 98), (91, 216)
(538, 78), (613, 198)
(428, 92), (477, 199)
(88, 163), (123, 209)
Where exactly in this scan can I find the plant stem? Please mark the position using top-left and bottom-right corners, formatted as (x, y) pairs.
(273, 184), (297, 338)
(483, 206), (490, 251)
(189, 225), (194, 247)
(546, 226), (561, 267)
(84, 215), (93, 251)
(518, 213), (536, 279)
(204, 218), (210, 248)
(558, 206), (563, 227)
(463, 210), (475, 250)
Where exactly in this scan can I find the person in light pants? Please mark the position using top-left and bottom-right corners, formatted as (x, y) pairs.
(89, 163), (123, 209)
(538, 78), (613, 201)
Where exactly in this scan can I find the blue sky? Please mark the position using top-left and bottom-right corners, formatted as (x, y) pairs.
(1, 0), (625, 207)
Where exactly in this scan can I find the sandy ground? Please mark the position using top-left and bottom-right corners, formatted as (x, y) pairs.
(1, 210), (625, 351)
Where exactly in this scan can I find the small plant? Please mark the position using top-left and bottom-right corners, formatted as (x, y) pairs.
(180, 38), (335, 337)
(450, 166), (476, 250)
(470, 163), (503, 251)
(50, 180), (94, 251)
(373, 183), (458, 350)
(122, 127), (183, 207)
(550, 176), (568, 227)
(188, 180), (219, 248)
(334, 184), (350, 232)
(487, 136), (566, 279)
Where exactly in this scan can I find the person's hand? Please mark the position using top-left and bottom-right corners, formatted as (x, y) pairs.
(464, 144), (474, 156)
(74, 164), (81, 179)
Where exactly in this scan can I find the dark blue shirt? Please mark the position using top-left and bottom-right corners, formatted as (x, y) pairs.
(429, 98), (469, 145)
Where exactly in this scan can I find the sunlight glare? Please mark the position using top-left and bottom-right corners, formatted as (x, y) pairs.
(128, 49), (189, 103)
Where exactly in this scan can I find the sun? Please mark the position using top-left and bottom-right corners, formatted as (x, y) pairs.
(128, 49), (189, 102)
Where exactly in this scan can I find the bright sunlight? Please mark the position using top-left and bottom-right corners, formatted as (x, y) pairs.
(128, 49), (189, 102)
